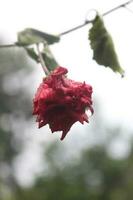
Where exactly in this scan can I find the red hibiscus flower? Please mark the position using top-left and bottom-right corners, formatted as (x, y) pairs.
(33, 66), (93, 140)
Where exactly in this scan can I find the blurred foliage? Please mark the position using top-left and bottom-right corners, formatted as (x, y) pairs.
(15, 142), (133, 200)
(0, 39), (33, 198)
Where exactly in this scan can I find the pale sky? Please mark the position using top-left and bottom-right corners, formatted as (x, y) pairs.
(1, 0), (133, 185)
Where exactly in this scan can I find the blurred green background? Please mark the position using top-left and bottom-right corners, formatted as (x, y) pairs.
(0, 38), (133, 200)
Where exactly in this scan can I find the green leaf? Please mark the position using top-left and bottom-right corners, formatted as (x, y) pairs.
(25, 47), (39, 63)
(24, 43), (58, 72)
(17, 28), (60, 46)
(42, 44), (59, 71)
(89, 14), (124, 77)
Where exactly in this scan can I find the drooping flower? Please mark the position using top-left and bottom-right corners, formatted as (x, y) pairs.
(33, 66), (93, 140)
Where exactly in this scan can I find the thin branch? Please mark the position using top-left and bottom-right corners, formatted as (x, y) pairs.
(36, 44), (50, 75)
(0, 0), (133, 47)
(60, 0), (133, 36)
(103, 0), (133, 16)
(123, 5), (133, 14)
(0, 43), (27, 48)
(59, 21), (92, 36)
(0, 44), (17, 48)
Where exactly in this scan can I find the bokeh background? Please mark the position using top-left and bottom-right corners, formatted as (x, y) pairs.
(0, 0), (133, 199)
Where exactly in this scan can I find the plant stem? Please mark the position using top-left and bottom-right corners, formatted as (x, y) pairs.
(36, 44), (50, 75)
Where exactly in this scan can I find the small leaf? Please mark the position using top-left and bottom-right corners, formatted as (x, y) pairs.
(42, 44), (59, 71)
(24, 41), (59, 72)
(25, 47), (39, 63)
(17, 28), (60, 46)
(89, 14), (124, 77)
